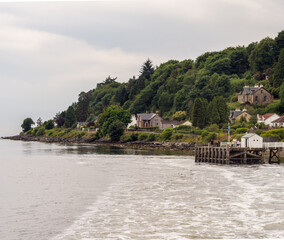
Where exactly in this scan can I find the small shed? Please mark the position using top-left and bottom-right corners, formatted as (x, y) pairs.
(241, 133), (263, 148)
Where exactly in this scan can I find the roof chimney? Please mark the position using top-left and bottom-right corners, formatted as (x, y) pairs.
(242, 108), (247, 112)
(235, 108), (240, 111)
(254, 84), (259, 87)
(259, 84), (263, 88)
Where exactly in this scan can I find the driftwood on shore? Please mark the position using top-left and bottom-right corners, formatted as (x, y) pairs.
(2, 135), (196, 151)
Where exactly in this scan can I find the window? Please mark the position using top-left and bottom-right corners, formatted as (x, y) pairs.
(255, 96), (258, 102)
(261, 90), (263, 93)
(264, 96), (267, 102)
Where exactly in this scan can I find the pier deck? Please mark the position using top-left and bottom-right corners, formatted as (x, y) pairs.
(195, 146), (265, 164)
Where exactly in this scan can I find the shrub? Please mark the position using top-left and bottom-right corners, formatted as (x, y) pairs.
(191, 129), (203, 135)
(25, 129), (33, 135)
(138, 133), (148, 141)
(206, 132), (217, 142)
(174, 133), (183, 140)
(201, 130), (209, 138)
(148, 133), (158, 141)
(236, 128), (249, 134)
(161, 128), (173, 141)
(206, 124), (219, 132)
(230, 129), (236, 135)
(175, 125), (192, 131)
(36, 127), (45, 136)
(261, 129), (284, 141)
(94, 129), (102, 140)
(129, 133), (138, 141)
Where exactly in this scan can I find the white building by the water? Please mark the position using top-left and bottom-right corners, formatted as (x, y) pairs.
(241, 133), (263, 148)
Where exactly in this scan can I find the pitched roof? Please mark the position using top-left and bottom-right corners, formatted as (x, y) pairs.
(229, 110), (249, 120)
(239, 86), (266, 95)
(137, 113), (156, 121)
(258, 113), (274, 121)
(242, 133), (261, 139)
(272, 116), (284, 123)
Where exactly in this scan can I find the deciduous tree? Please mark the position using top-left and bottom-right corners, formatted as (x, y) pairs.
(21, 118), (34, 132)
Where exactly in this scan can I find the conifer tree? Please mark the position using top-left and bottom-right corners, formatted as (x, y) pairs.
(192, 98), (206, 128)
(210, 97), (220, 125)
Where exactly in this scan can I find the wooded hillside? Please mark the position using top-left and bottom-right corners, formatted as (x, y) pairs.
(57, 30), (284, 126)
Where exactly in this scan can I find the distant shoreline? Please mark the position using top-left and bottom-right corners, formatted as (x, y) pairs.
(1, 135), (196, 153)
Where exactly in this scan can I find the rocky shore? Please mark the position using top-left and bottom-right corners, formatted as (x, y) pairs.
(2, 135), (196, 152)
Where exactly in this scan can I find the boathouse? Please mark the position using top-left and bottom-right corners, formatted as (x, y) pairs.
(241, 133), (263, 148)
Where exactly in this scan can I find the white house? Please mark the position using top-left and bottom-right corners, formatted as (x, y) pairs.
(271, 116), (284, 128)
(257, 113), (280, 127)
(127, 114), (137, 128)
(241, 133), (263, 148)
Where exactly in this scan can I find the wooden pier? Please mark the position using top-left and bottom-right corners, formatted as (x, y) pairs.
(195, 146), (266, 164)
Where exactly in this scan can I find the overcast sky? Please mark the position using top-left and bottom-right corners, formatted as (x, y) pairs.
(0, 0), (284, 136)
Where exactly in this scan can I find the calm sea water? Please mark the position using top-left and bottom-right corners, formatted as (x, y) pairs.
(0, 139), (283, 239)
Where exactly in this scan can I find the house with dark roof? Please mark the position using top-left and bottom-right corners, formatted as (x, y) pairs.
(229, 108), (251, 122)
(257, 113), (279, 127)
(271, 116), (284, 128)
(136, 113), (163, 128)
(238, 84), (273, 105)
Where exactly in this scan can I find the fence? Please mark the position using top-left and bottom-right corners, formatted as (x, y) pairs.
(263, 142), (284, 149)
(221, 142), (284, 149)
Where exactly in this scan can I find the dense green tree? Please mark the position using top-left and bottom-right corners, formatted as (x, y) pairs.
(114, 85), (128, 106)
(44, 120), (54, 130)
(97, 76), (117, 88)
(97, 105), (131, 136)
(75, 91), (92, 122)
(215, 75), (231, 97)
(64, 106), (76, 128)
(172, 111), (187, 121)
(108, 120), (125, 141)
(195, 52), (216, 69)
(230, 47), (249, 74)
(21, 118), (34, 132)
(273, 49), (284, 88)
(158, 92), (173, 115)
(174, 89), (188, 111)
(54, 112), (65, 127)
(249, 37), (278, 73)
(275, 30), (284, 50)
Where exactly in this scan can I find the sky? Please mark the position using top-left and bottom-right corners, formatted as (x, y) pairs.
(0, 0), (284, 136)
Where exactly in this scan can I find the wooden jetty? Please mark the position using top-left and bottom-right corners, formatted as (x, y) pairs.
(195, 146), (266, 164)
(268, 148), (280, 164)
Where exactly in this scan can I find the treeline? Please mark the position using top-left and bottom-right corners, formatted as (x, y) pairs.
(52, 30), (284, 129)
